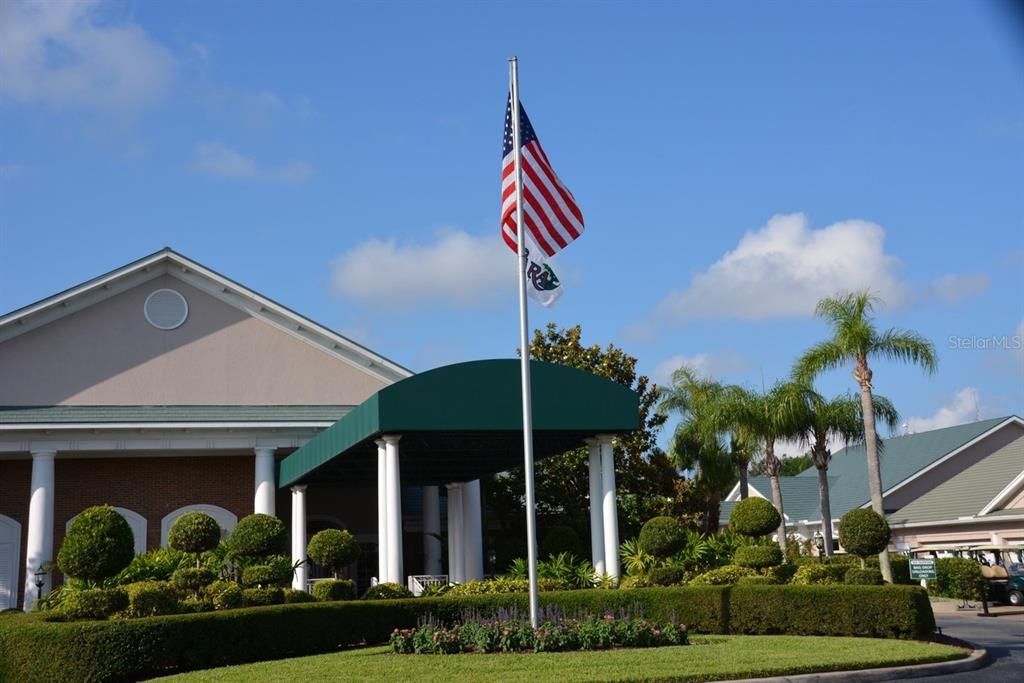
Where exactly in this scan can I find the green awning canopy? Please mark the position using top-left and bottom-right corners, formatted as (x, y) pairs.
(278, 359), (640, 488)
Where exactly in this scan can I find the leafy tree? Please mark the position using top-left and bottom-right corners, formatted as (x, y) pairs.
(787, 389), (899, 556)
(58, 506), (135, 584)
(752, 453), (813, 477)
(489, 324), (677, 546)
(794, 291), (936, 581)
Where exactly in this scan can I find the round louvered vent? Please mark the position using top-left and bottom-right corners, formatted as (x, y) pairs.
(144, 289), (188, 330)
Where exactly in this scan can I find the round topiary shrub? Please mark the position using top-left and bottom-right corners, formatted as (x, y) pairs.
(168, 512), (222, 558)
(122, 580), (179, 617)
(306, 529), (362, 578)
(539, 525), (586, 560)
(733, 544), (784, 570)
(241, 586), (284, 606)
(689, 565), (754, 585)
(362, 582), (413, 600)
(58, 506), (136, 583)
(60, 587), (128, 620)
(312, 578), (357, 601)
(171, 566), (217, 592)
(206, 580), (243, 610)
(241, 564), (283, 588)
(638, 516), (687, 558)
(837, 509), (891, 566)
(729, 498), (782, 538)
(647, 566), (689, 586)
(845, 568), (884, 585)
(229, 514), (288, 558)
(283, 588), (316, 604)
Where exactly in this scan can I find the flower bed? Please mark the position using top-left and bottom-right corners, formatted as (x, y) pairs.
(389, 605), (687, 654)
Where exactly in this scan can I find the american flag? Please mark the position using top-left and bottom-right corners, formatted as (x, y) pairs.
(501, 96), (584, 257)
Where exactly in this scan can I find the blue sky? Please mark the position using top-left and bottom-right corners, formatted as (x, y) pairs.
(1, 0), (1022, 453)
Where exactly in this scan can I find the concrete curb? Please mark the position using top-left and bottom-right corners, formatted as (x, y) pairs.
(715, 645), (988, 683)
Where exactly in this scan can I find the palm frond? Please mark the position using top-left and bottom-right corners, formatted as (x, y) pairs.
(872, 328), (938, 374)
(792, 340), (850, 383)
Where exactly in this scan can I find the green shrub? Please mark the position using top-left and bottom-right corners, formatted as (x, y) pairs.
(445, 578), (574, 596)
(648, 566), (689, 586)
(846, 568), (884, 585)
(168, 512), (222, 557)
(172, 567), (217, 592)
(837, 509), (891, 565)
(283, 588), (316, 604)
(229, 514), (288, 558)
(540, 525), (586, 559)
(178, 596), (213, 613)
(728, 498), (781, 538)
(729, 584), (935, 639)
(737, 575), (778, 585)
(206, 580), (243, 610)
(791, 563), (848, 585)
(765, 563), (798, 584)
(0, 585), (934, 681)
(363, 583), (414, 600)
(306, 529), (362, 578)
(638, 516), (687, 558)
(121, 581), (179, 618)
(933, 558), (986, 601)
(733, 544), (783, 570)
(114, 548), (190, 585)
(312, 579), (357, 602)
(241, 564), (283, 588)
(60, 588), (128, 621)
(690, 565), (753, 585)
(57, 506), (135, 583)
(242, 587), (284, 606)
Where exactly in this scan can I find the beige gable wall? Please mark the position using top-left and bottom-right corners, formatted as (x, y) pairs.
(0, 275), (388, 405)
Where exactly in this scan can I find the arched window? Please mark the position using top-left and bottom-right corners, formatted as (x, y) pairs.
(160, 505), (237, 547)
(66, 507), (147, 555)
(0, 514), (21, 609)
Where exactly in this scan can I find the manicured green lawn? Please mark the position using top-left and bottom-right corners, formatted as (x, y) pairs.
(158, 635), (965, 682)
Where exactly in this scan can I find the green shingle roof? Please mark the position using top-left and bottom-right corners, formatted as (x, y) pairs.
(887, 435), (1024, 525)
(0, 405), (350, 424)
(794, 416), (1010, 517)
(722, 475), (837, 523)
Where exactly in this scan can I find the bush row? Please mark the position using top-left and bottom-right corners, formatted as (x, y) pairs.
(0, 584), (934, 682)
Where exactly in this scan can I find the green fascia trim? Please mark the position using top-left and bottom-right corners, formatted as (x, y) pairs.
(278, 359), (640, 487)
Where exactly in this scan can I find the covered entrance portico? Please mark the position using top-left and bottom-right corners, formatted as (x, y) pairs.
(278, 359), (640, 589)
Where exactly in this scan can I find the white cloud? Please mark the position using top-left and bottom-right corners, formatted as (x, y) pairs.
(651, 350), (747, 385)
(331, 230), (513, 309)
(189, 141), (313, 183)
(652, 213), (910, 323)
(0, 0), (174, 113)
(927, 273), (989, 305)
(906, 387), (983, 433)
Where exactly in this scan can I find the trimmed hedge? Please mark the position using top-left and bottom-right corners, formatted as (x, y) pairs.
(846, 568), (884, 585)
(0, 585), (934, 682)
(933, 558), (986, 601)
(729, 585), (934, 639)
(729, 498), (781, 538)
(733, 545), (783, 570)
(312, 579), (356, 602)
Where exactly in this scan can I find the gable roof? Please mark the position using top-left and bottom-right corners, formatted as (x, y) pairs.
(721, 475), (837, 524)
(794, 416), (1013, 517)
(888, 434), (1024, 526)
(0, 248), (410, 385)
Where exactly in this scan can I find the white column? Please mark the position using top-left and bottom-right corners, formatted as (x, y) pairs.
(384, 435), (403, 585)
(254, 447), (277, 516)
(23, 450), (55, 611)
(600, 435), (620, 582)
(462, 479), (484, 581)
(586, 439), (606, 576)
(446, 484), (464, 583)
(290, 485), (307, 590)
(422, 486), (442, 575)
(376, 439), (387, 584)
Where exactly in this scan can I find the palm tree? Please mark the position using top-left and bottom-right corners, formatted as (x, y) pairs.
(721, 382), (810, 554)
(794, 291), (936, 581)
(791, 390), (899, 556)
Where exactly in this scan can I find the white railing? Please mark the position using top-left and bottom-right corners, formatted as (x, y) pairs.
(407, 574), (448, 596)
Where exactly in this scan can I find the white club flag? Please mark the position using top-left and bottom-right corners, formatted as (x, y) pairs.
(523, 233), (563, 307)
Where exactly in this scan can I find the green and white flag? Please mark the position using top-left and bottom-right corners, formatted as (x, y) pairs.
(523, 234), (563, 307)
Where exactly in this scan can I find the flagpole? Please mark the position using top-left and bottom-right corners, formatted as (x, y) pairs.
(509, 55), (540, 629)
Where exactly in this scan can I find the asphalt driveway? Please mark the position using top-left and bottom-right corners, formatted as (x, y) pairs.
(901, 610), (1024, 682)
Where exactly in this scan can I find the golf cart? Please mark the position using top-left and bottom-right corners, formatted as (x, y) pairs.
(970, 544), (1024, 606)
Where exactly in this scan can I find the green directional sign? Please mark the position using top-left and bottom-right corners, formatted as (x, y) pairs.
(910, 558), (937, 580)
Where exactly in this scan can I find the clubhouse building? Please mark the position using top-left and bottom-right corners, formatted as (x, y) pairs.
(0, 249), (636, 609)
